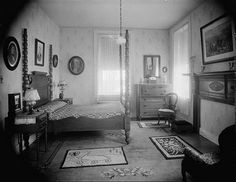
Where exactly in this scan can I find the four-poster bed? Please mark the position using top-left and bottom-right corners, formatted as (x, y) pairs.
(22, 29), (131, 144)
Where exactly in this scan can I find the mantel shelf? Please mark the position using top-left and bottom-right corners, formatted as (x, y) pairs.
(194, 71), (235, 105)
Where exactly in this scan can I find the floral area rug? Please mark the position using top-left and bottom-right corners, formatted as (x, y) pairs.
(61, 147), (128, 168)
(101, 167), (152, 179)
(138, 120), (169, 128)
(150, 135), (201, 159)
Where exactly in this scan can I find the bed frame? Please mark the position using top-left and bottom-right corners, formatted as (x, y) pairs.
(24, 29), (131, 144)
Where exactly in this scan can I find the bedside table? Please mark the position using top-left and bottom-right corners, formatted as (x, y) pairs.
(14, 111), (48, 161)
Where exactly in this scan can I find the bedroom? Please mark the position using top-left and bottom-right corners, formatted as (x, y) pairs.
(0, 0), (235, 181)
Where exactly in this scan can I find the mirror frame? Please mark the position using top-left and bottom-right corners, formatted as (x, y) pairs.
(143, 55), (160, 78)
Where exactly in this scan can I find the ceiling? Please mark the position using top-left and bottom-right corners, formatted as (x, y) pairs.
(37, 0), (205, 29)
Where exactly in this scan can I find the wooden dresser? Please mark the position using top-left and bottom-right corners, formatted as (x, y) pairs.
(136, 83), (171, 120)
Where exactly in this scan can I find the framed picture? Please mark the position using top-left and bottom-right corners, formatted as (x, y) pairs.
(68, 56), (85, 75)
(162, 66), (168, 73)
(8, 93), (21, 114)
(35, 38), (45, 66)
(53, 54), (58, 68)
(143, 55), (160, 78)
(3, 36), (21, 71)
(200, 14), (236, 65)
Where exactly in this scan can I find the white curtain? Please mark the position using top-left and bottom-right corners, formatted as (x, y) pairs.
(173, 23), (190, 116)
(97, 35), (125, 101)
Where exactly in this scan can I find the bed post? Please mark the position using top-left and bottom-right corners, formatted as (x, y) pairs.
(124, 29), (130, 144)
(22, 28), (30, 112)
(119, 43), (124, 105)
(49, 44), (53, 101)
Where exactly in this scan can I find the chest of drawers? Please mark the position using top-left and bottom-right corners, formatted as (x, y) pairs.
(136, 83), (171, 120)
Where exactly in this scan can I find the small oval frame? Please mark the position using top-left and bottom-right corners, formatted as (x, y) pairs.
(162, 66), (168, 73)
(52, 54), (58, 68)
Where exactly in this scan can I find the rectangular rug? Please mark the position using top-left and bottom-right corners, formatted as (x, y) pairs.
(150, 135), (201, 159)
(138, 120), (169, 128)
(61, 147), (128, 168)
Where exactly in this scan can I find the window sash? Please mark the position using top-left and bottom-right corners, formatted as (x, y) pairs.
(97, 34), (125, 101)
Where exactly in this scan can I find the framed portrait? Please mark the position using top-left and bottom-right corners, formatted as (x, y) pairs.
(8, 93), (21, 114)
(35, 38), (45, 66)
(53, 54), (58, 68)
(3, 36), (21, 71)
(68, 56), (85, 75)
(162, 66), (168, 73)
(143, 55), (160, 78)
(200, 14), (236, 65)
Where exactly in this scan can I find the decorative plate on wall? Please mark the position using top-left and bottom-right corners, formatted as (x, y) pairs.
(3, 36), (21, 71)
(53, 54), (58, 68)
(68, 56), (85, 75)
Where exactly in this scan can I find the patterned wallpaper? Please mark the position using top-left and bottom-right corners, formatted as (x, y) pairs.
(190, 0), (235, 144)
(170, 0), (235, 144)
(0, 2), (60, 127)
(59, 28), (170, 117)
(59, 28), (95, 106)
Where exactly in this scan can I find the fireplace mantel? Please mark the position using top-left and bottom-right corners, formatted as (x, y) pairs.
(193, 71), (235, 132)
(194, 71), (235, 105)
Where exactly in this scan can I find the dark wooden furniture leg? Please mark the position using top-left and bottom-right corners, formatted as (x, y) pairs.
(23, 133), (30, 151)
(36, 132), (40, 162)
(181, 161), (187, 182)
(18, 133), (23, 153)
(45, 123), (47, 152)
(125, 130), (130, 144)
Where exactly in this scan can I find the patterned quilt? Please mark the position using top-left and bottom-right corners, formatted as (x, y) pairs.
(48, 101), (125, 120)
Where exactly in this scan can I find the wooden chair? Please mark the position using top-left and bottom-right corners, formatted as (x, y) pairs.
(157, 92), (178, 126)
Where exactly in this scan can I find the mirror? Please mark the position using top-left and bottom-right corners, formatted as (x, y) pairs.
(143, 55), (160, 78)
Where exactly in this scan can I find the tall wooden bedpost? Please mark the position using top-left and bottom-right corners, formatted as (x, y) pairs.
(124, 29), (130, 144)
(49, 44), (53, 101)
(119, 44), (124, 104)
(22, 28), (30, 112)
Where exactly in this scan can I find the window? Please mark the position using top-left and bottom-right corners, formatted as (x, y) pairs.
(97, 34), (125, 101)
(173, 23), (190, 116)
(173, 23), (190, 99)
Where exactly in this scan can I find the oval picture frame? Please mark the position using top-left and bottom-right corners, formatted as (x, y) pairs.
(162, 66), (168, 73)
(68, 56), (85, 75)
(52, 55), (58, 68)
(3, 36), (21, 71)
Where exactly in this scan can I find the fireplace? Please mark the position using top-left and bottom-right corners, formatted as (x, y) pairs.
(193, 71), (235, 144)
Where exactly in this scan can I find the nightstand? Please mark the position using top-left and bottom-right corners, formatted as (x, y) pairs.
(14, 111), (48, 161)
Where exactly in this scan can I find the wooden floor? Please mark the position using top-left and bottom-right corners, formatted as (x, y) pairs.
(8, 120), (219, 182)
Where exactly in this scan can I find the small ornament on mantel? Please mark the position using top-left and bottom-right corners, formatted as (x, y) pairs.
(201, 65), (206, 72)
(228, 60), (236, 71)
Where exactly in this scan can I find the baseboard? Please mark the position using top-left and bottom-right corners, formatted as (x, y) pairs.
(200, 128), (218, 145)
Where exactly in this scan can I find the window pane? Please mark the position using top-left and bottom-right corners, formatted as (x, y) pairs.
(97, 34), (125, 101)
(173, 24), (190, 99)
